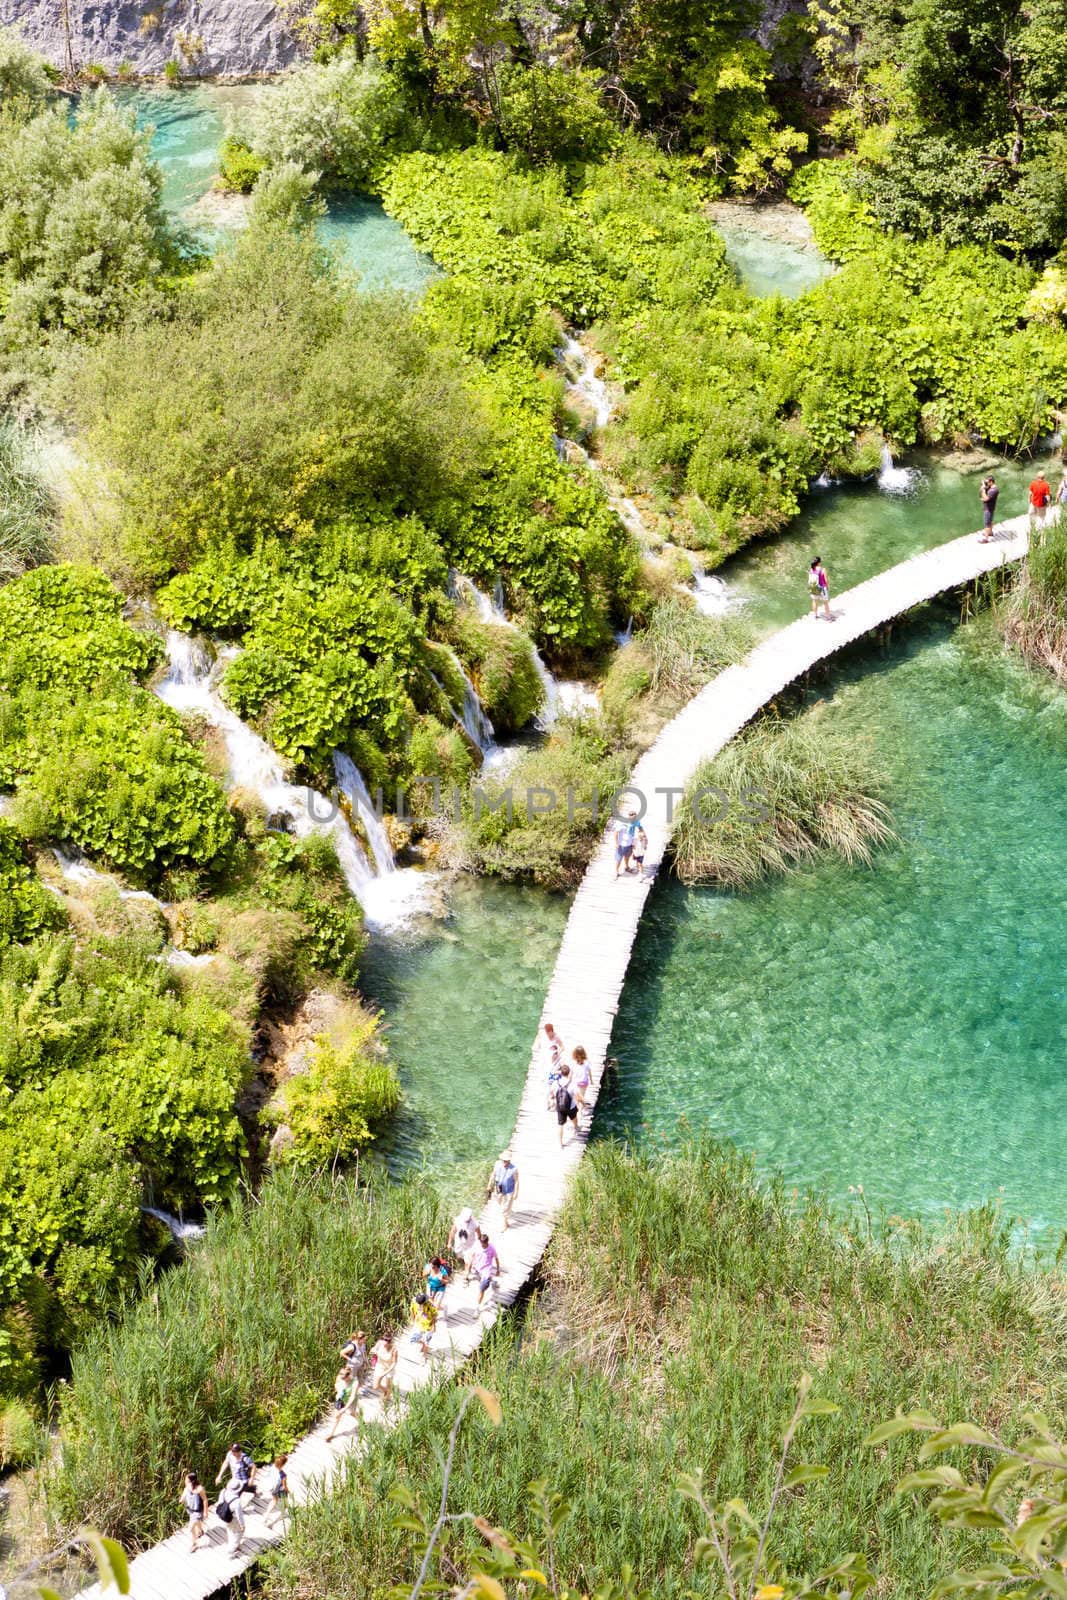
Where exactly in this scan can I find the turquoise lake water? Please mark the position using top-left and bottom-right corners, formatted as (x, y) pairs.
(124, 85), (436, 292)
(715, 219), (834, 300)
(598, 618), (1067, 1240)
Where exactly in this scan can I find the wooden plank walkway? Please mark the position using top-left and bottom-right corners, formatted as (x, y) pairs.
(76, 514), (1029, 1600)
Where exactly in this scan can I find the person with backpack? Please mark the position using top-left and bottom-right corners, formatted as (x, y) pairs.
(261, 1454), (289, 1530)
(180, 1471), (207, 1553)
(424, 1255), (451, 1305)
(217, 1479), (246, 1552)
(808, 557), (831, 620)
(1030, 471), (1053, 531)
(215, 1442), (255, 1493)
(979, 474), (999, 542)
(488, 1149), (519, 1229)
(553, 1064), (578, 1146)
(340, 1329), (368, 1385)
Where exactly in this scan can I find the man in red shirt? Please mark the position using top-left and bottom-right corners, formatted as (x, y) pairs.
(1030, 472), (1052, 530)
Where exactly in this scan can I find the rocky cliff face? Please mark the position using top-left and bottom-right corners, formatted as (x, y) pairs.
(0, 0), (302, 77)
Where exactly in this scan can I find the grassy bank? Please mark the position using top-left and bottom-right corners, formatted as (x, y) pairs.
(49, 1168), (447, 1548)
(674, 710), (894, 888)
(262, 1141), (1067, 1599)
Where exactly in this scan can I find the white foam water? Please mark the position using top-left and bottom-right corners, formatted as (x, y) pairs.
(559, 335), (614, 429)
(878, 444), (921, 497)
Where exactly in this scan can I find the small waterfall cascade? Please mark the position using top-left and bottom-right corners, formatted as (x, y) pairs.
(155, 632), (431, 931)
(333, 753), (394, 876)
(449, 573), (566, 737)
(687, 556), (734, 617)
(533, 651), (561, 731)
(52, 848), (164, 907)
(878, 443), (921, 496)
(141, 1205), (206, 1242)
(449, 570), (508, 625)
(557, 681), (600, 715)
(559, 336), (614, 429)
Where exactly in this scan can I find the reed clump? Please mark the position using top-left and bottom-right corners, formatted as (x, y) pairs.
(48, 1167), (447, 1549)
(0, 422), (53, 581)
(262, 1142), (1067, 1600)
(1000, 514), (1067, 679)
(673, 710), (894, 888)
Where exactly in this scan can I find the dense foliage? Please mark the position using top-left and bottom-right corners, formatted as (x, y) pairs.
(0, 39), (174, 382)
(0, 421), (53, 579)
(50, 1168), (446, 1545)
(263, 1141), (1067, 1599)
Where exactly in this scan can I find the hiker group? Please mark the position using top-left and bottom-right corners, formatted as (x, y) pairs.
(542, 1020), (593, 1147)
(177, 1150), (524, 1557)
(979, 468), (1067, 542)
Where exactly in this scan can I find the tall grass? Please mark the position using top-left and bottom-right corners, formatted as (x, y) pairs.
(0, 422), (53, 581)
(673, 710), (894, 887)
(49, 1167), (447, 1548)
(1000, 513), (1067, 679)
(263, 1142), (1067, 1600)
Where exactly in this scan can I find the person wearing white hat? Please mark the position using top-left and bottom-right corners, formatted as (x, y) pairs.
(448, 1205), (479, 1280)
(488, 1150), (519, 1229)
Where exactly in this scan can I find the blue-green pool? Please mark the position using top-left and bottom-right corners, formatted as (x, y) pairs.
(123, 85), (435, 291)
(599, 617), (1067, 1239)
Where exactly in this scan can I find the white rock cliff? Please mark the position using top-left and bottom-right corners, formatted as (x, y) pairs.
(0, 0), (301, 77)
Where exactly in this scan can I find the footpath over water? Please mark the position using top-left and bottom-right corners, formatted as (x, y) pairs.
(79, 514), (1029, 1600)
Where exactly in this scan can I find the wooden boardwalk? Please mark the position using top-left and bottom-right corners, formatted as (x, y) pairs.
(77, 514), (1028, 1600)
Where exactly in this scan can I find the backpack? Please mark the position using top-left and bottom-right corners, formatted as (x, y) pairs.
(498, 1164), (516, 1196)
(555, 1083), (573, 1116)
(236, 1451), (254, 1487)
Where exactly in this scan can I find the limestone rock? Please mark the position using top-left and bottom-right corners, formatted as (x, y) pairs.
(0, 0), (302, 78)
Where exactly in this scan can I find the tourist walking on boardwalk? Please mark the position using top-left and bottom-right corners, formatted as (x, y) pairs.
(215, 1441), (255, 1493)
(409, 1291), (438, 1360)
(571, 1045), (591, 1110)
(215, 1478), (246, 1553)
(613, 809), (638, 877)
(181, 1471), (207, 1553)
(340, 1329), (368, 1384)
(554, 1064), (579, 1145)
(261, 1454), (289, 1529)
(449, 1205), (479, 1279)
(979, 475), (999, 542)
(808, 557), (831, 620)
(488, 1148), (519, 1228)
(1055, 471), (1067, 525)
(1030, 470), (1053, 531)
(424, 1255), (451, 1304)
(326, 1365), (360, 1442)
(370, 1329), (399, 1403)
(470, 1228), (500, 1311)
(632, 825), (647, 875)
(542, 1021), (565, 1078)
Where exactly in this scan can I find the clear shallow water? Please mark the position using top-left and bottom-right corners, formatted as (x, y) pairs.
(599, 618), (1067, 1238)
(720, 455), (1040, 636)
(716, 221), (834, 299)
(122, 85), (435, 290)
(359, 877), (568, 1171)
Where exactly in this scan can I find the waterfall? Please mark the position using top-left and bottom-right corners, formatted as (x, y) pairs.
(141, 1205), (206, 1242)
(557, 681), (600, 715)
(559, 336), (614, 429)
(52, 848), (165, 907)
(688, 557), (733, 617)
(428, 660), (497, 763)
(878, 444), (921, 496)
(448, 573), (566, 736)
(532, 649), (561, 731)
(155, 632), (431, 931)
(449, 571), (507, 625)
(615, 617), (634, 647)
(333, 753), (394, 877)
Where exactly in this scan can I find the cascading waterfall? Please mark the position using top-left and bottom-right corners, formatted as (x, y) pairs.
(559, 335), (614, 429)
(52, 847), (165, 907)
(141, 1205), (206, 1242)
(878, 443), (921, 496)
(155, 631), (431, 931)
(687, 556), (734, 618)
(333, 753), (394, 876)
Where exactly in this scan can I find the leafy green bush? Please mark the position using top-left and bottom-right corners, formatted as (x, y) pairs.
(0, 563), (160, 694)
(245, 53), (413, 191)
(279, 1028), (401, 1165)
(462, 716), (630, 888)
(448, 612), (544, 735)
(0, 84), (173, 345)
(51, 1168), (446, 1545)
(0, 818), (65, 944)
(216, 135), (265, 193)
(497, 63), (619, 166)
